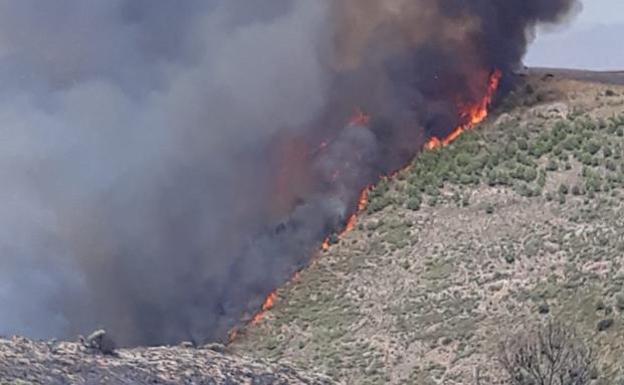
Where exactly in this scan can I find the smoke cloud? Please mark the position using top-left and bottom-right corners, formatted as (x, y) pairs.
(0, 0), (579, 346)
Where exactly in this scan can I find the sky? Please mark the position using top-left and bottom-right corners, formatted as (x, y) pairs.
(526, 0), (624, 70)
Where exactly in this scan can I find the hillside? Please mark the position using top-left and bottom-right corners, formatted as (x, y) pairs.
(232, 74), (624, 384)
(0, 336), (337, 385)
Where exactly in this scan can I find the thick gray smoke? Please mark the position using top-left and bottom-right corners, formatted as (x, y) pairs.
(0, 0), (579, 346)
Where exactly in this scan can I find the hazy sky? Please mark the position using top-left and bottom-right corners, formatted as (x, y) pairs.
(526, 0), (624, 70)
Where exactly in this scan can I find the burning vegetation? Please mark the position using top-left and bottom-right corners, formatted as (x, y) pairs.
(244, 68), (503, 332)
(0, 0), (581, 347)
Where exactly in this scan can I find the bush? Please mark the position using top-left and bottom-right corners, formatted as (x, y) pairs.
(523, 167), (538, 183)
(517, 139), (529, 151)
(584, 140), (601, 155)
(571, 185), (583, 196)
(498, 321), (596, 385)
(545, 160), (559, 172)
(406, 198), (421, 211)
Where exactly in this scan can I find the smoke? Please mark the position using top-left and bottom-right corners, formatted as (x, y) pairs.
(0, 0), (579, 346)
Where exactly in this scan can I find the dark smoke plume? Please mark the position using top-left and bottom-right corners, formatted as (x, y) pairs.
(0, 0), (579, 346)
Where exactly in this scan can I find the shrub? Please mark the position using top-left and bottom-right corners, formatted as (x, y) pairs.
(523, 167), (538, 183)
(559, 184), (569, 195)
(571, 185), (583, 196)
(517, 139), (529, 151)
(537, 171), (547, 188)
(584, 140), (601, 155)
(545, 159), (559, 172)
(616, 293), (624, 311)
(406, 198), (421, 211)
(498, 321), (596, 385)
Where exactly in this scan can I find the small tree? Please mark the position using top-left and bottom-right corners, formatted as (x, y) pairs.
(498, 321), (596, 385)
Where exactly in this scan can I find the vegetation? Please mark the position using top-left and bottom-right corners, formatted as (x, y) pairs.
(498, 321), (596, 385)
(235, 76), (624, 385)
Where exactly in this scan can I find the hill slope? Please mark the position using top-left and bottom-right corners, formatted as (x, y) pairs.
(0, 336), (337, 385)
(232, 75), (624, 384)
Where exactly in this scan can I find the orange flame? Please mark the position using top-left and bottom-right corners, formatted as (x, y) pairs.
(250, 292), (278, 325)
(228, 328), (239, 343)
(234, 70), (502, 342)
(321, 187), (370, 251)
(426, 69), (502, 150)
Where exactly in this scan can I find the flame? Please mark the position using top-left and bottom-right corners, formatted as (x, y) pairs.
(426, 69), (502, 150)
(228, 328), (239, 343)
(358, 188), (369, 211)
(233, 70), (501, 342)
(250, 292), (278, 325)
(321, 187), (370, 252)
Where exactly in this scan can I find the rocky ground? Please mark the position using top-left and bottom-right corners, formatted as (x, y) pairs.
(0, 336), (337, 385)
(232, 75), (624, 384)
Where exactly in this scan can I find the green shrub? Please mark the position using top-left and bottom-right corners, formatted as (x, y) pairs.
(537, 171), (547, 188)
(406, 198), (421, 211)
(584, 140), (601, 155)
(517, 139), (529, 151)
(545, 160), (558, 172)
(523, 167), (538, 182)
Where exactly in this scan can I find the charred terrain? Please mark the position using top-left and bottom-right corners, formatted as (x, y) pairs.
(3, 72), (624, 385)
(232, 73), (624, 384)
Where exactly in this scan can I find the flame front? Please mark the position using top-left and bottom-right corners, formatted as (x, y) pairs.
(237, 69), (502, 340)
(250, 292), (278, 325)
(426, 70), (502, 150)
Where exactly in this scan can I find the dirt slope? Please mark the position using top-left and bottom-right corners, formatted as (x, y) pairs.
(232, 74), (624, 384)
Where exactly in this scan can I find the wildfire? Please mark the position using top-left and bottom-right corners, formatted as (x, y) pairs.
(234, 69), (502, 342)
(321, 187), (370, 251)
(426, 69), (502, 150)
(250, 292), (278, 325)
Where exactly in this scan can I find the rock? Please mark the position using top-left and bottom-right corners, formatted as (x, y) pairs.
(597, 319), (614, 332)
(85, 329), (116, 355)
(0, 336), (336, 385)
(202, 342), (227, 353)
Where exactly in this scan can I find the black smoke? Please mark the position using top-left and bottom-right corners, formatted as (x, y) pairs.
(0, 0), (579, 346)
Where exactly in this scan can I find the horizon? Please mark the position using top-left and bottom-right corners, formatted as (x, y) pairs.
(527, 0), (624, 70)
